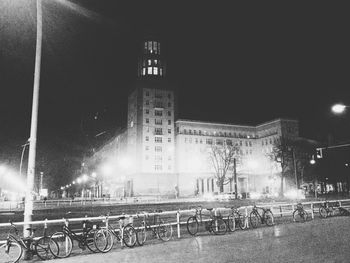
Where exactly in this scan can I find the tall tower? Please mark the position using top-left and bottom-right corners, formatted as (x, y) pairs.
(127, 37), (176, 196)
(137, 38), (166, 78)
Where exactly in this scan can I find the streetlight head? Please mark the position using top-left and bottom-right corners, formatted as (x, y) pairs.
(331, 104), (346, 114)
(310, 159), (316, 165)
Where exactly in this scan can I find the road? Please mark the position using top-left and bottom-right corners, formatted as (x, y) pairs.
(30, 216), (350, 263)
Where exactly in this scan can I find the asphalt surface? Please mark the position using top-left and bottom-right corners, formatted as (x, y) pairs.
(23, 215), (350, 263)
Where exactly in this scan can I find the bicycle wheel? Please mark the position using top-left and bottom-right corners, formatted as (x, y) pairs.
(264, 210), (274, 226)
(35, 236), (57, 260)
(226, 215), (236, 232)
(319, 207), (328, 218)
(186, 217), (199, 236)
(85, 228), (99, 253)
(0, 240), (22, 263)
(237, 214), (247, 230)
(94, 228), (114, 253)
(123, 224), (137, 247)
(249, 211), (260, 228)
(210, 218), (227, 235)
(157, 220), (173, 241)
(293, 210), (305, 223)
(136, 222), (147, 246)
(49, 231), (73, 258)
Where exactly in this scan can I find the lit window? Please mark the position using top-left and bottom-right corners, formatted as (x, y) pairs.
(154, 67), (158, 75)
(148, 59), (151, 66)
(160, 68), (163, 76)
(155, 137), (162, 143)
(168, 138), (171, 143)
(142, 68), (146, 75)
(148, 67), (152, 75)
(154, 60), (158, 65)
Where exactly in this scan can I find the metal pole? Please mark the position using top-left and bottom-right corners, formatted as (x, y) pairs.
(233, 158), (237, 199)
(292, 148), (298, 188)
(23, 0), (42, 258)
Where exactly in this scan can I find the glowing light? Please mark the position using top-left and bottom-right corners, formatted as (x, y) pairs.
(91, 172), (97, 178)
(118, 157), (131, 170)
(331, 104), (347, 114)
(310, 159), (316, 165)
(0, 165), (7, 174)
(72, 181), (76, 184)
(77, 178), (82, 184)
(82, 174), (88, 182)
(60, 187), (64, 190)
(285, 189), (305, 200)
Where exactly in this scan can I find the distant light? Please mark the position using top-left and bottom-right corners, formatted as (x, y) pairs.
(0, 165), (6, 174)
(310, 159), (316, 165)
(72, 181), (76, 184)
(82, 174), (88, 182)
(66, 184), (69, 188)
(91, 172), (97, 178)
(331, 104), (346, 114)
(345, 163), (349, 167)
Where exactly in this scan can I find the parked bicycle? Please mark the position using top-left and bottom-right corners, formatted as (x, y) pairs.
(186, 206), (227, 236)
(225, 206), (247, 231)
(249, 205), (274, 228)
(293, 203), (309, 222)
(319, 201), (339, 218)
(49, 217), (102, 258)
(94, 213), (137, 253)
(0, 221), (57, 263)
(136, 210), (173, 245)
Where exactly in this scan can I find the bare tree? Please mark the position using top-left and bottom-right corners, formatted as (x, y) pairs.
(268, 136), (316, 197)
(208, 142), (240, 194)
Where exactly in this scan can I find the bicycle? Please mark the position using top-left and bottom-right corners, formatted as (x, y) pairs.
(186, 206), (227, 236)
(319, 201), (338, 218)
(0, 221), (58, 263)
(249, 205), (274, 228)
(49, 218), (102, 258)
(225, 206), (247, 231)
(94, 213), (137, 253)
(293, 203), (309, 223)
(136, 210), (173, 246)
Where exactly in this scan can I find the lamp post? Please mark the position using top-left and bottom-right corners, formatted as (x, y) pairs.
(23, 0), (42, 249)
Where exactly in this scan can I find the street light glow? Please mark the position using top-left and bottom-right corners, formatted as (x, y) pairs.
(331, 104), (347, 114)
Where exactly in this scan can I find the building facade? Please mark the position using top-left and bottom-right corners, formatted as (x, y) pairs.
(93, 38), (299, 197)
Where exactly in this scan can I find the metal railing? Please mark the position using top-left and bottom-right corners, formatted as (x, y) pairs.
(1, 199), (349, 245)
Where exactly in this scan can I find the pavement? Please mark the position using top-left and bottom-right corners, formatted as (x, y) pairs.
(25, 216), (350, 263)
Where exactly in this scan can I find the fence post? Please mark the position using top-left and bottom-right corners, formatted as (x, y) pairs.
(177, 210), (181, 239)
(311, 203), (314, 220)
(65, 219), (69, 255)
(279, 206), (283, 217)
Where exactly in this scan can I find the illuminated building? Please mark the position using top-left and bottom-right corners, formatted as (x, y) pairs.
(92, 37), (299, 197)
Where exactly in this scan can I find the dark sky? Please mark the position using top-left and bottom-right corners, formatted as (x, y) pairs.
(1, 0), (349, 170)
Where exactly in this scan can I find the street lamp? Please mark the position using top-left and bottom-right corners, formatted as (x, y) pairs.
(331, 103), (348, 114)
(24, 0), (42, 247)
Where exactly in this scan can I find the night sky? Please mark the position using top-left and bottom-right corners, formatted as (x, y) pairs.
(1, 0), (349, 185)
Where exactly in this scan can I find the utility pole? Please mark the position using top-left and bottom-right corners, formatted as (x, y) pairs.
(233, 158), (238, 199)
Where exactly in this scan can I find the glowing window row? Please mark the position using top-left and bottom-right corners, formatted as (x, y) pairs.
(144, 41), (161, 54)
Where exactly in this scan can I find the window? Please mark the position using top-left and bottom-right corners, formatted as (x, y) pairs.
(167, 111), (171, 116)
(145, 109), (149, 114)
(206, 139), (213, 145)
(145, 146), (149, 151)
(168, 138), (171, 143)
(155, 110), (162, 116)
(155, 91), (162, 99)
(145, 136), (149, 142)
(194, 130), (197, 135)
(226, 139), (232, 146)
(146, 118), (149, 124)
(145, 91), (149, 96)
(154, 67), (158, 75)
(155, 128), (162, 135)
(145, 100), (149, 106)
(155, 101), (163, 108)
(189, 129), (192, 134)
(155, 155), (162, 162)
(189, 138), (192, 143)
(168, 120), (171, 125)
(195, 138), (198, 144)
(168, 129), (171, 134)
(245, 141), (248, 147)
(216, 139), (223, 145)
(148, 67), (152, 74)
(200, 139), (203, 144)
(167, 93), (171, 99)
(155, 146), (162, 152)
(199, 130), (202, 135)
(155, 165), (162, 171)
(249, 141), (252, 147)
(148, 59), (151, 66)
(155, 137), (162, 143)
(168, 102), (171, 107)
(155, 119), (162, 125)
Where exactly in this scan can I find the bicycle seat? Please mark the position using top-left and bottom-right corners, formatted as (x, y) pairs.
(26, 227), (36, 232)
(119, 216), (126, 220)
(206, 208), (214, 211)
